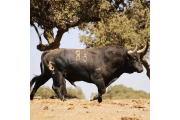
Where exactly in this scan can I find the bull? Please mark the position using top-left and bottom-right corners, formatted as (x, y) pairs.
(30, 44), (146, 103)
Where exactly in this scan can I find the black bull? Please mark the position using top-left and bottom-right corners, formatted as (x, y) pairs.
(30, 44), (146, 103)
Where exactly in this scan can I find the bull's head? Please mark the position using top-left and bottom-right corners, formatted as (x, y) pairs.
(126, 44), (146, 73)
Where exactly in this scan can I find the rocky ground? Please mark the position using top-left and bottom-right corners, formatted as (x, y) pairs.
(30, 98), (150, 120)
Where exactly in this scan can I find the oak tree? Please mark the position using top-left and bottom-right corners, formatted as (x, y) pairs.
(30, 0), (150, 97)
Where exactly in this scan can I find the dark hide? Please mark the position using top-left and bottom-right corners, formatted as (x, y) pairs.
(30, 45), (143, 102)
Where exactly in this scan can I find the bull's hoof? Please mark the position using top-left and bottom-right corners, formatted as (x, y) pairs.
(98, 97), (102, 103)
(30, 96), (33, 100)
(61, 96), (67, 102)
(90, 95), (94, 101)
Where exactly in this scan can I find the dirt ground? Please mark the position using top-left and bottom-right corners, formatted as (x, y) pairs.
(30, 98), (150, 120)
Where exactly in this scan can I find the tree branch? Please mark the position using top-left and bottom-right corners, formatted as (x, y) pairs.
(140, 40), (150, 79)
(44, 28), (55, 44)
(64, 16), (101, 29)
(54, 28), (68, 42)
(140, 40), (149, 59)
(37, 28), (67, 51)
(142, 58), (150, 79)
(32, 23), (42, 45)
(37, 42), (60, 51)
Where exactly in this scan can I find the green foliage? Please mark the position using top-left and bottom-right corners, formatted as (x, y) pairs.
(30, 0), (114, 29)
(79, 0), (150, 50)
(67, 87), (85, 99)
(92, 84), (150, 99)
(34, 86), (54, 99)
(34, 86), (85, 99)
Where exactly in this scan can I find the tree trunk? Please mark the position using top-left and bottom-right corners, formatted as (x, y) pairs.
(36, 28), (68, 51)
(142, 58), (150, 79)
(140, 41), (150, 80)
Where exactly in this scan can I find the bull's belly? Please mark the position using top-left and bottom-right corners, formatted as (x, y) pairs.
(64, 71), (92, 83)
(66, 78), (93, 84)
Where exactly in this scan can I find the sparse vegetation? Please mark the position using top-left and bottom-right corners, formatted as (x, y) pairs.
(67, 87), (85, 99)
(34, 86), (54, 99)
(34, 86), (85, 99)
(91, 84), (150, 99)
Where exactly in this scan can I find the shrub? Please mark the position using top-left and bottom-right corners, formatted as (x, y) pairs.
(92, 85), (150, 99)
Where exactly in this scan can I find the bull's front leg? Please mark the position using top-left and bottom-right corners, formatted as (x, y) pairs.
(90, 92), (103, 103)
(90, 78), (106, 103)
(91, 78), (119, 101)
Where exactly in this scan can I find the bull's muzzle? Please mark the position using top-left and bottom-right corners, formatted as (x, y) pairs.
(137, 69), (143, 73)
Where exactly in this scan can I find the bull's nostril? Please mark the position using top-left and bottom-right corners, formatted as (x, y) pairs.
(138, 69), (143, 73)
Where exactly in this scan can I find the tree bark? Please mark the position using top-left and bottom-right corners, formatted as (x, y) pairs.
(142, 58), (150, 79)
(36, 28), (68, 51)
(44, 28), (54, 44)
(140, 41), (150, 80)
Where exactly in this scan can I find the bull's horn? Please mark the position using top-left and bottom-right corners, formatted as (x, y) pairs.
(127, 44), (138, 55)
(137, 44), (147, 54)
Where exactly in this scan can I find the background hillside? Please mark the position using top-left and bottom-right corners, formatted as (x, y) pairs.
(33, 84), (150, 99)
(102, 84), (150, 99)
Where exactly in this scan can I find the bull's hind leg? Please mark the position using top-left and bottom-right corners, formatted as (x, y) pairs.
(51, 72), (65, 101)
(30, 74), (50, 100)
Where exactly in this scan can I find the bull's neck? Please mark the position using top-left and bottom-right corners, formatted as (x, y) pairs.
(109, 53), (127, 77)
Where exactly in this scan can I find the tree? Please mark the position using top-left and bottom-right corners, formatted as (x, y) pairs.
(30, 0), (150, 97)
(79, 0), (150, 78)
(30, 0), (124, 51)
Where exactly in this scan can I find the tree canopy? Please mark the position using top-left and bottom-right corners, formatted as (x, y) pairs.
(79, 0), (150, 49)
(30, 0), (150, 51)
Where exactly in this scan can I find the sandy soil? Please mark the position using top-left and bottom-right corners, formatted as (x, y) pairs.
(30, 98), (150, 120)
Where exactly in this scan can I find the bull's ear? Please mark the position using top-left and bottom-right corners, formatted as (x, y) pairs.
(126, 56), (129, 60)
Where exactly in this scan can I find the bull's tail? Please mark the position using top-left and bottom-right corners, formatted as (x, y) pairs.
(30, 50), (50, 89)
(41, 50), (51, 75)
(30, 75), (41, 89)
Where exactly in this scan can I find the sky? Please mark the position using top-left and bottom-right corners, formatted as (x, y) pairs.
(30, 27), (150, 99)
